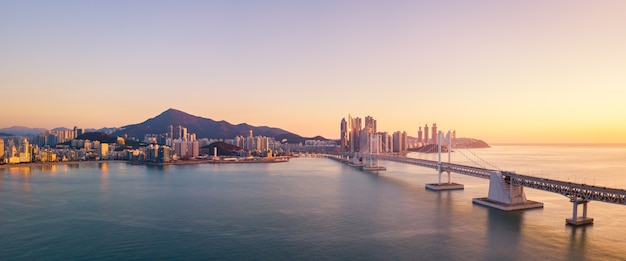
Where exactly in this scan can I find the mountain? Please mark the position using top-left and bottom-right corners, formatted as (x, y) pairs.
(0, 126), (47, 136)
(112, 108), (317, 143)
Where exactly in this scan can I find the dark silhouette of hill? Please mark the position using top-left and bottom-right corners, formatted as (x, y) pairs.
(76, 132), (118, 143)
(201, 142), (243, 156)
(112, 108), (322, 143)
(70, 132), (140, 148)
(0, 132), (14, 137)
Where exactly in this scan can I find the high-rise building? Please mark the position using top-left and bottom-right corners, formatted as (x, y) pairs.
(431, 123), (438, 144)
(401, 131), (408, 152)
(168, 125), (174, 139)
(424, 124), (429, 145)
(158, 146), (171, 163)
(418, 127), (423, 143)
(392, 131), (404, 153)
(364, 116), (376, 135)
(351, 117), (362, 152)
(0, 139), (4, 160)
(190, 141), (199, 158)
(181, 127), (188, 141)
(175, 125), (188, 140)
(100, 143), (109, 159)
(340, 118), (348, 151)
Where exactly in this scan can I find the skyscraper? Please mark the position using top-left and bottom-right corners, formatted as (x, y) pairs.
(340, 118), (348, 151)
(181, 127), (188, 141)
(431, 123), (438, 144)
(418, 127), (423, 143)
(364, 116), (376, 135)
(0, 139), (4, 160)
(424, 124), (429, 145)
(351, 117), (362, 152)
(176, 125), (182, 140)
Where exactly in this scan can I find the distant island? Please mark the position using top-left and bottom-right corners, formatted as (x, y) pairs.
(407, 138), (490, 153)
(452, 138), (490, 149)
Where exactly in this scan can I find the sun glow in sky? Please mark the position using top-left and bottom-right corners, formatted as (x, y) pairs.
(2, 1), (626, 144)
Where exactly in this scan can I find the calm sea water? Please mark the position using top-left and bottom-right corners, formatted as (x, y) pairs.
(1, 145), (625, 260)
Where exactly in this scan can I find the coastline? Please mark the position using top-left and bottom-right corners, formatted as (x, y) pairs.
(0, 160), (122, 169)
(1, 157), (291, 169)
(132, 157), (290, 166)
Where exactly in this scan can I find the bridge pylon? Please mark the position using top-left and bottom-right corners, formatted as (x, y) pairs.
(566, 198), (593, 226)
(426, 131), (464, 191)
(472, 171), (544, 211)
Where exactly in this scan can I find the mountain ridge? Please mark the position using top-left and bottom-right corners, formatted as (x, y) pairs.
(112, 108), (322, 143)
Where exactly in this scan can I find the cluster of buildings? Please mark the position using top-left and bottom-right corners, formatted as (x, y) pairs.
(340, 114), (409, 154)
(417, 123), (456, 146)
(340, 114), (458, 154)
(0, 134), (122, 164)
(0, 122), (336, 165)
(134, 126), (284, 163)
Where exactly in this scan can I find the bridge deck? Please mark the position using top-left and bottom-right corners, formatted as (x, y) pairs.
(332, 153), (626, 206)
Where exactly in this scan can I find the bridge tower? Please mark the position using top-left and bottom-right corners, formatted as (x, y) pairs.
(472, 171), (544, 211)
(425, 131), (464, 191)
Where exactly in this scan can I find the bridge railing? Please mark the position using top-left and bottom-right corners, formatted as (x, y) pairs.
(504, 171), (626, 205)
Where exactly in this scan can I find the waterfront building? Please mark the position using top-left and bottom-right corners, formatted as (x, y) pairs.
(364, 116), (377, 135)
(431, 123), (438, 144)
(176, 125), (188, 140)
(191, 140), (199, 158)
(402, 131), (408, 151)
(100, 143), (109, 159)
(392, 131), (408, 153)
(359, 128), (370, 153)
(340, 118), (348, 151)
(0, 139), (4, 161)
(418, 127), (423, 144)
(424, 124), (429, 145)
(157, 146), (171, 163)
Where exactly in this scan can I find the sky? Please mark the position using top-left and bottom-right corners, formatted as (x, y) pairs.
(2, 1), (626, 144)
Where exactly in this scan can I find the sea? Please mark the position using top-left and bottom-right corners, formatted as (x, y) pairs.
(1, 145), (625, 260)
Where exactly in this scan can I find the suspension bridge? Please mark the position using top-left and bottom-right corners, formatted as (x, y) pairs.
(327, 131), (626, 226)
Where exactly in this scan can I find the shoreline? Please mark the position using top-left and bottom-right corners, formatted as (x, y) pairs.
(0, 160), (122, 169)
(131, 157), (290, 166)
(1, 157), (291, 169)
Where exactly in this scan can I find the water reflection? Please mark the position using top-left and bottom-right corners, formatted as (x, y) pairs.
(7, 166), (32, 193)
(100, 162), (110, 203)
(486, 208), (524, 259)
(146, 164), (169, 172)
(567, 225), (589, 260)
(67, 163), (80, 169)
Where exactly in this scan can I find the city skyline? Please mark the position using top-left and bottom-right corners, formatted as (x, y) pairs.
(2, 1), (626, 144)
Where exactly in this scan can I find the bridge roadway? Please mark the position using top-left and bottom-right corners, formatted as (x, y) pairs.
(335, 153), (626, 206)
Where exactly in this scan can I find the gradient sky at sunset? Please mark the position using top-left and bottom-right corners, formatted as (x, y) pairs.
(2, 1), (625, 144)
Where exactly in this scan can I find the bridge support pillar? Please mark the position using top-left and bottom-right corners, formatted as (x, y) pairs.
(472, 171), (544, 211)
(566, 199), (593, 226)
(426, 131), (464, 191)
